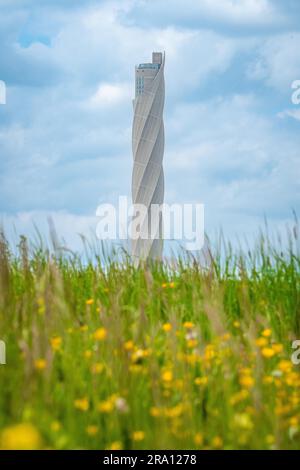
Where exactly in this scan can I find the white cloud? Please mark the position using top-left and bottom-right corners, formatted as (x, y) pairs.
(247, 33), (300, 92)
(190, 0), (279, 24)
(87, 82), (131, 108)
(277, 109), (300, 121)
(130, 0), (286, 28)
(164, 93), (300, 227)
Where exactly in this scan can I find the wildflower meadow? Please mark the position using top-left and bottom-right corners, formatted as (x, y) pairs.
(0, 226), (299, 450)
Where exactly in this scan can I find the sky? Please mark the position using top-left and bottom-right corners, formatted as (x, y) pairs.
(0, 0), (299, 253)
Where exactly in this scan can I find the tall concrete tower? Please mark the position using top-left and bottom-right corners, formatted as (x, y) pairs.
(131, 51), (165, 261)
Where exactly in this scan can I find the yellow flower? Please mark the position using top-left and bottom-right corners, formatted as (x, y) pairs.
(91, 362), (104, 374)
(50, 336), (62, 351)
(98, 400), (114, 413)
(107, 441), (123, 450)
(278, 360), (292, 372)
(124, 340), (134, 351)
(194, 433), (203, 447)
(132, 431), (145, 442)
(0, 423), (42, 450)
(74, 398), (89, 412)
(162, 323), (172, 332)
(51, 421), (61, 432)
(169, 282), (175, 288)
(175, 379), (184, 389)
(194, 376), (208, 386)
(275, 404), (291, 416)
(261, 347), (275, 358)
(162, 370), (173, 383)
(211, 436), (223, 449)
(272, 343), (283, 354)
(86, 425), (98, 436)
(285, 371), (300, 386)
(150, 407), (162, 417)
(239, 375), (255, 389)
(266, 434), (275, 445)
(222, 333), (231, 341)
(86, 299), (94, 305)
(84, 350), (92, 359)
(233, 321), (240, 328)
(187, 339), (198, 348)
(233, 413), (253, 430)
(289, 416), (299, 427)
(263, 375), (274, 385)
(34, 358), (46, 371)
(93, 327), (107, 341)
(183, 321), (194, 329)
(262, 328), (272, 338)
(37, 297), (45, 315)
(229, 389), (249, 405)
(165, 404), (183, 418)
(255, 337), (268, 347)
(204, 344), (215, 361)
(162, 282), (168, 288)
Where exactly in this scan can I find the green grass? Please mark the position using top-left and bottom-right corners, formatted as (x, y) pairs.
(0, 226), (299, 450)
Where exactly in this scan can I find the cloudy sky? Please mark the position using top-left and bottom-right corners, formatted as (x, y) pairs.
(0, 0), (299, 251)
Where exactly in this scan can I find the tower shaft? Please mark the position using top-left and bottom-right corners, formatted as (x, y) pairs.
(131, 52), (165, 260)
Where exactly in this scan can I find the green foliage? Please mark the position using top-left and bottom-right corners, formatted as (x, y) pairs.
(0, 227), (299, 449)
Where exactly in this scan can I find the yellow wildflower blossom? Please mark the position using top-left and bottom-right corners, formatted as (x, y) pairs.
(86, 425), (98, 436)
(98, 400), (114, 413)
(278, 360), (292, 373)
(93, 327), (107, 341)
(266, 435), (275, 445)
(261, 347), (275, 358)
(239, 375), (255, 389)
(262, 328), (272, 338)
(34, 358), (46, 371)
(124, 340), (134, 351)
(187, 339), (198, 348)
(162, 370), (173, 383)
(150, 407), (162, 417)
(162, 323), (172, 332)
(194, 376), (208, 386)
(50, 421), (61, 432)
(107, 441), (123, 450)
(132, 431), (145, 442)
(194, 433), (203, 447)
(272, 343), (283, 354)
(0, 423), (42, 450)
(255, 337), (268, 347)
(74, 398), (89, 412)
(183, 321), (194, 329)
(50, 336), (62, 351)
(233, 413), (253, 430)
(211, 436), (223, 449)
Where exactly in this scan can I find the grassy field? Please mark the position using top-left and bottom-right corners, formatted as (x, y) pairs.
(0, 227), (299, 450)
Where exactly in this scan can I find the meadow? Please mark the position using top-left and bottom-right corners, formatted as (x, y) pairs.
(0, 225), (299, 450)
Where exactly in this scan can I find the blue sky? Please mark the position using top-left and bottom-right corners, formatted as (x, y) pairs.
(0, 0), (299, 250)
